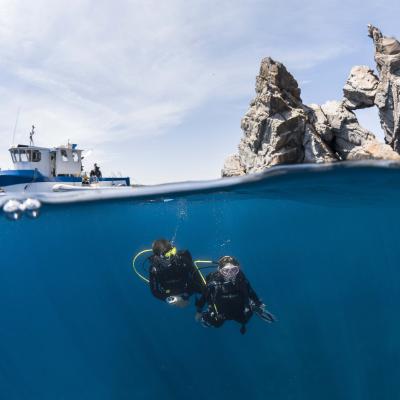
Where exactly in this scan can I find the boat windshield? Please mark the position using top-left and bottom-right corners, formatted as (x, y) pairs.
(10, 149), (42, 163)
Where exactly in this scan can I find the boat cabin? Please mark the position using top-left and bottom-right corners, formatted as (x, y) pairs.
(9, 144), (83, 178)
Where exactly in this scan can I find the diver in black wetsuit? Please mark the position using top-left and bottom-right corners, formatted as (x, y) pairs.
(195, 256), (275, 334)
(149, 239), (202, 307)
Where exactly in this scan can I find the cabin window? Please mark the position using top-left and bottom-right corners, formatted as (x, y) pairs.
(31, 150), (41, 162)
(25, 150), (41, 162)
(19, 150), (28, 162)
(10, 148), (41, 162)
(72, 151), (79, 162)
(61, 150), (69, 162)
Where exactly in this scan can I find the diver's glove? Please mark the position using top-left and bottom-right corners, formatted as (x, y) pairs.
(252, 302), (276, 323)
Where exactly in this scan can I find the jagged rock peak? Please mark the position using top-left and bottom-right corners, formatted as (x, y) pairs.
(225, 57), (315, 177)
(222, 47), (400, 177)
(256, 57), (301, 100)
(368, 25), (400, 64)
(368, 25), (400, 151)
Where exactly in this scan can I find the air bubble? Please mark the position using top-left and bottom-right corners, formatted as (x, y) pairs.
(2, 198), (42, 220)
(22, 198), (42, 219)
(3, 199), (23, 220)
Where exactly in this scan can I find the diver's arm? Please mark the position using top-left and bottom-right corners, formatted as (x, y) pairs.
(195, 290), (207, 312)
(195, 296), (206, 312)
(243, 274), (262, 306)
(244, 276), (276, 322)
(149, 268), (166, 300)
(195, 275), (213, 312)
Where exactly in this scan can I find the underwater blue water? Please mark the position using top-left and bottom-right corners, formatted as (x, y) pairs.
(1, 163), (400, 399)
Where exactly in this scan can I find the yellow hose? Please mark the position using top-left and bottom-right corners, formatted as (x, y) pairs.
(193, 260), (214, 286)
(132, 249), (152, 283)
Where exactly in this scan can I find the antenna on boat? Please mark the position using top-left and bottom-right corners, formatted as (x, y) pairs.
(29, 125), (35, 146)
(11, 107), (21, 146)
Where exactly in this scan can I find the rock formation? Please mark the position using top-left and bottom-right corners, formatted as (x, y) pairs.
(343, 66), (379, 110)
(222, 26), (400, 177)
(368, 25), (400, 151)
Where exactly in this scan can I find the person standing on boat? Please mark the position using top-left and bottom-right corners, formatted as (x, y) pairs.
(90, 163), (102, 178)
(195, 256), (275, 334)
(149, 239), (203, 307)
(89, 163), (102, 183)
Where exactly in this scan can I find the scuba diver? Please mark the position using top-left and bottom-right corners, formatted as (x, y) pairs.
(195, 256), (275, 334)
(149, 239), (203, 308)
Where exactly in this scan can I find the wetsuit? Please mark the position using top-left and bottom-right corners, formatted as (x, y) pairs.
(196, 270), (262, 331)
(149, 250), (202, 301)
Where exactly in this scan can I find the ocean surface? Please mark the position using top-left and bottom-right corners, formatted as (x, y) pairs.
(1, 161), (400, 399)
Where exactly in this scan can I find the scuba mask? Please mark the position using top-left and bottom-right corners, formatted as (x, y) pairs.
(164, 247), (177, 258)
(219, 263), (239, 281)
(155, 247), (177, 269)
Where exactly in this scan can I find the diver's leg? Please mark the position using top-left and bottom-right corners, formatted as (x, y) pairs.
(235, 309), (253, 334)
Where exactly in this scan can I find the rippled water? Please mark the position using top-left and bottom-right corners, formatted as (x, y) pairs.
(1, 161), (400, 399)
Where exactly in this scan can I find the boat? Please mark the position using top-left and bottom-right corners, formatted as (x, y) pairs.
(0, 128), (130, 193)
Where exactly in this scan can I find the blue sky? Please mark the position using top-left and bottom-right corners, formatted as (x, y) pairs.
(0, 0), (399, 184)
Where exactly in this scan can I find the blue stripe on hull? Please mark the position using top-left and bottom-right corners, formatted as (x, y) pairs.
(0, 170), (49, 186)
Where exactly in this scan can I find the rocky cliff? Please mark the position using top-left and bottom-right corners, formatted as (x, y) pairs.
(222, 26), (400, 177)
